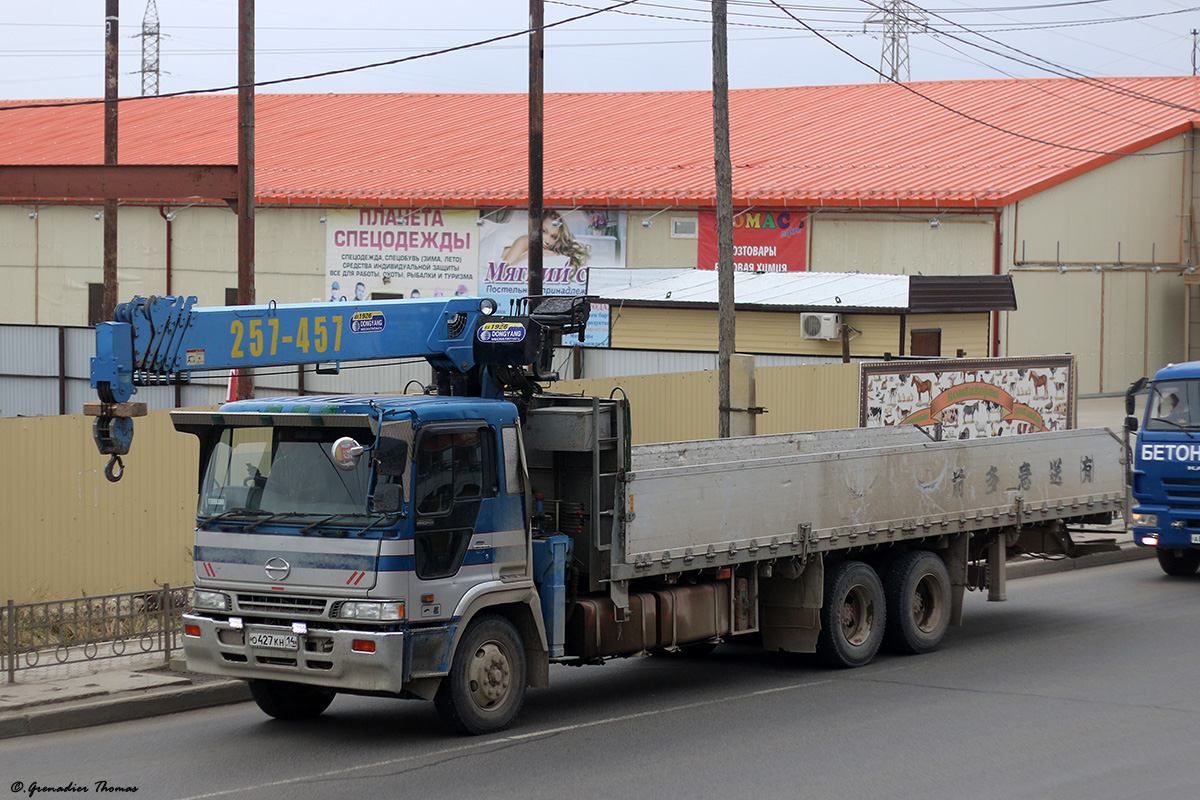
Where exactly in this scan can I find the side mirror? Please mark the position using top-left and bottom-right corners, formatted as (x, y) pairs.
(1126, 416), (1139, 433)
(1126, 377), (1149, 416)
(331, 437), (364, 470)
(372, 483), (402, 514)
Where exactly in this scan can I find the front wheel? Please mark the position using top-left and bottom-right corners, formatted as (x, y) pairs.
(248, 679), (336, 720)
(816, 560), (886, 668)
(1156, 548), (1200, 576)
(435, 614), (527, 735)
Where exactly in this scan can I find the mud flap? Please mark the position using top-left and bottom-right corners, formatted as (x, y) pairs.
(759, 556), (824, 654)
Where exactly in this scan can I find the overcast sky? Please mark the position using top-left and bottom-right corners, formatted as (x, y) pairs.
(2, 0), (1199, 100)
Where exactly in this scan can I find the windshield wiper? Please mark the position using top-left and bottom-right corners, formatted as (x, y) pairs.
(245, 512), (315, 532)
(352, 514), (400, 537)
(1151, 417), (1198, 438)
(298, 513), (370, 535)
(199, 508), (272, 528)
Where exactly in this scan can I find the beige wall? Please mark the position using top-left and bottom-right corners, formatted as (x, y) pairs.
(0, 409), (200, 604)
(1003, 269), (1186, 394)
(1188, 280), (1200, 362)
(556, 370), (720, 444)
(755, 362), (861, 433)
(0, 204), (37, 324)
(809, 213), (995, 276)
(609, 305), (989, 359)
(1009, 136), (1189, 267)
(625, 210), (700, 268)
(0, 205), (331, 326)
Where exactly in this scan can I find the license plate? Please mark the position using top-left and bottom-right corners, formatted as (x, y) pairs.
(248, 629), (298, 650)
(1190, 534), (1200, 545)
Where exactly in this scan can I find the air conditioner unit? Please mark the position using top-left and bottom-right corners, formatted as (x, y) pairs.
(801, 313), (842, 340)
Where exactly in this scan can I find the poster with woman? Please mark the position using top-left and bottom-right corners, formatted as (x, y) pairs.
(477, 208), (626, 308)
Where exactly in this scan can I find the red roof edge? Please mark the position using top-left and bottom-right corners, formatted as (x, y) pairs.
(997, 121), (1197, 207)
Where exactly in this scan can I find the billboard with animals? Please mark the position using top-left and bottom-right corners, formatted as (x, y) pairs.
(859, 356), (1074, 437)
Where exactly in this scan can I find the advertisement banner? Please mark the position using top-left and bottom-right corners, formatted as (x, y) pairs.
(697, 209), (808, 272)
(478, 208), (626, 309)
(324, 208), (479, 302)
(580, 302), (610, 348)
(859, 356), (1075, 437)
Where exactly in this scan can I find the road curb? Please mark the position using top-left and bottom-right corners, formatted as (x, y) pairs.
(0, 679), (251, 740)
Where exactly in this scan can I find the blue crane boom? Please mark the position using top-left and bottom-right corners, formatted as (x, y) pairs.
(87, 293), (589, 479)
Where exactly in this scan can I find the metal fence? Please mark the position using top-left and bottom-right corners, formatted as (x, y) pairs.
(2, 585), (193, 683)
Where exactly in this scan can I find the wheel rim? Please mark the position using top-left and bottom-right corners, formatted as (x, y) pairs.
(467, 639), (512, 712)
(911, 574), (944, 634)
(840, 584), (876, 646)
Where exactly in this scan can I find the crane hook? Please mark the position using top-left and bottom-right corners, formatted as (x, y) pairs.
(104, 454), (125, 483)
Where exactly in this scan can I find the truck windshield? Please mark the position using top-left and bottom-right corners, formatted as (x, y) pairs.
(198, 426), (377, 524)
(1146, 379), (1200, 431)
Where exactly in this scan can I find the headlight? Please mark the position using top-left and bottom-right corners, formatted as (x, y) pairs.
(193, 590), (231, 611)
(336, 601), (405, 621)
(1131, 512), (1159, 527)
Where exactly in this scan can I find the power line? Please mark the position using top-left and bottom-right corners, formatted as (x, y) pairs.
(891, 0), (1200, 115)
(766, 0), (1200, 157)
(0, 0), (644, 113)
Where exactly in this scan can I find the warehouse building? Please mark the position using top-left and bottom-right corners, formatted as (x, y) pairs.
(2, 75), (1198, 394)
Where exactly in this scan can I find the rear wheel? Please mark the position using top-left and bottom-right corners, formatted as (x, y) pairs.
(248, 679), (336, 720)
(884, 550), (951, 655)
(816, 560), (886, 668)
(435, 614), (527, 735)
(1156, 548), (1200, 576)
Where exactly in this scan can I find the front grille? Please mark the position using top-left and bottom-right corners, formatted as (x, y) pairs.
(236, 594), (327, 616)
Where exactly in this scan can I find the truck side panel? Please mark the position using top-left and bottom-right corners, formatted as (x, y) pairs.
(619, 428), (1124, 578)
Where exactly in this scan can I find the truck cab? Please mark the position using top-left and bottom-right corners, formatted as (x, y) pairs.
(1130, 362), (1200, 575)
(175, 393), (549, 731)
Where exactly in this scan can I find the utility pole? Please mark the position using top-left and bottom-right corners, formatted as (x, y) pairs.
(713, 0), (734, 439)
(103, 0), (119, 322)
(863, 0), (926, 82)
(140, 0), (161, 96)
(1192, 29), (1199, 77)
(236, 0), (255, 400)
(528, 0), (545, 302)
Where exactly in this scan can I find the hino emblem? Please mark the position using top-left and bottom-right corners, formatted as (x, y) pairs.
(264, 556), (291, 581)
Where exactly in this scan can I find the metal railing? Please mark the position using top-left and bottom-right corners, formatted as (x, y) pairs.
(2, 585), (193, 683)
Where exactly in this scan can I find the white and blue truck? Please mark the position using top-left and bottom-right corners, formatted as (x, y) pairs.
(87, 294), (1125, 734)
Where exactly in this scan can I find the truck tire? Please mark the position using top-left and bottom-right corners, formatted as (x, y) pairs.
(435, 614), (527, 735)
(816, 560), (886, 668)
(248, 679), (336, 720)
(884, 550), (951, 655)
(1156, 548), (1200, 576)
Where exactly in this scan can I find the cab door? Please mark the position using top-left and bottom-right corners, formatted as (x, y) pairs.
(412, 424), (495, 580)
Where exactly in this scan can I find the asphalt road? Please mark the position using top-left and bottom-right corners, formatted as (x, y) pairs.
(3, 559), (1199, 800)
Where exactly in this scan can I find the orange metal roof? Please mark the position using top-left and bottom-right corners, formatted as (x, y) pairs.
(2, 76), (1198, 210)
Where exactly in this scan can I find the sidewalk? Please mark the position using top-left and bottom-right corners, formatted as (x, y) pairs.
(0, 653), (251, 739)
(0, 397), (1149, 740)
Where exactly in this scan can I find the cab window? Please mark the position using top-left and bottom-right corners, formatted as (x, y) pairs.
(414, 428), (495, 515)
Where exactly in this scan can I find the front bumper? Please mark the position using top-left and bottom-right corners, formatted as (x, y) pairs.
(182, 613), (411, 694)
(1129, 504), (1200, 549)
